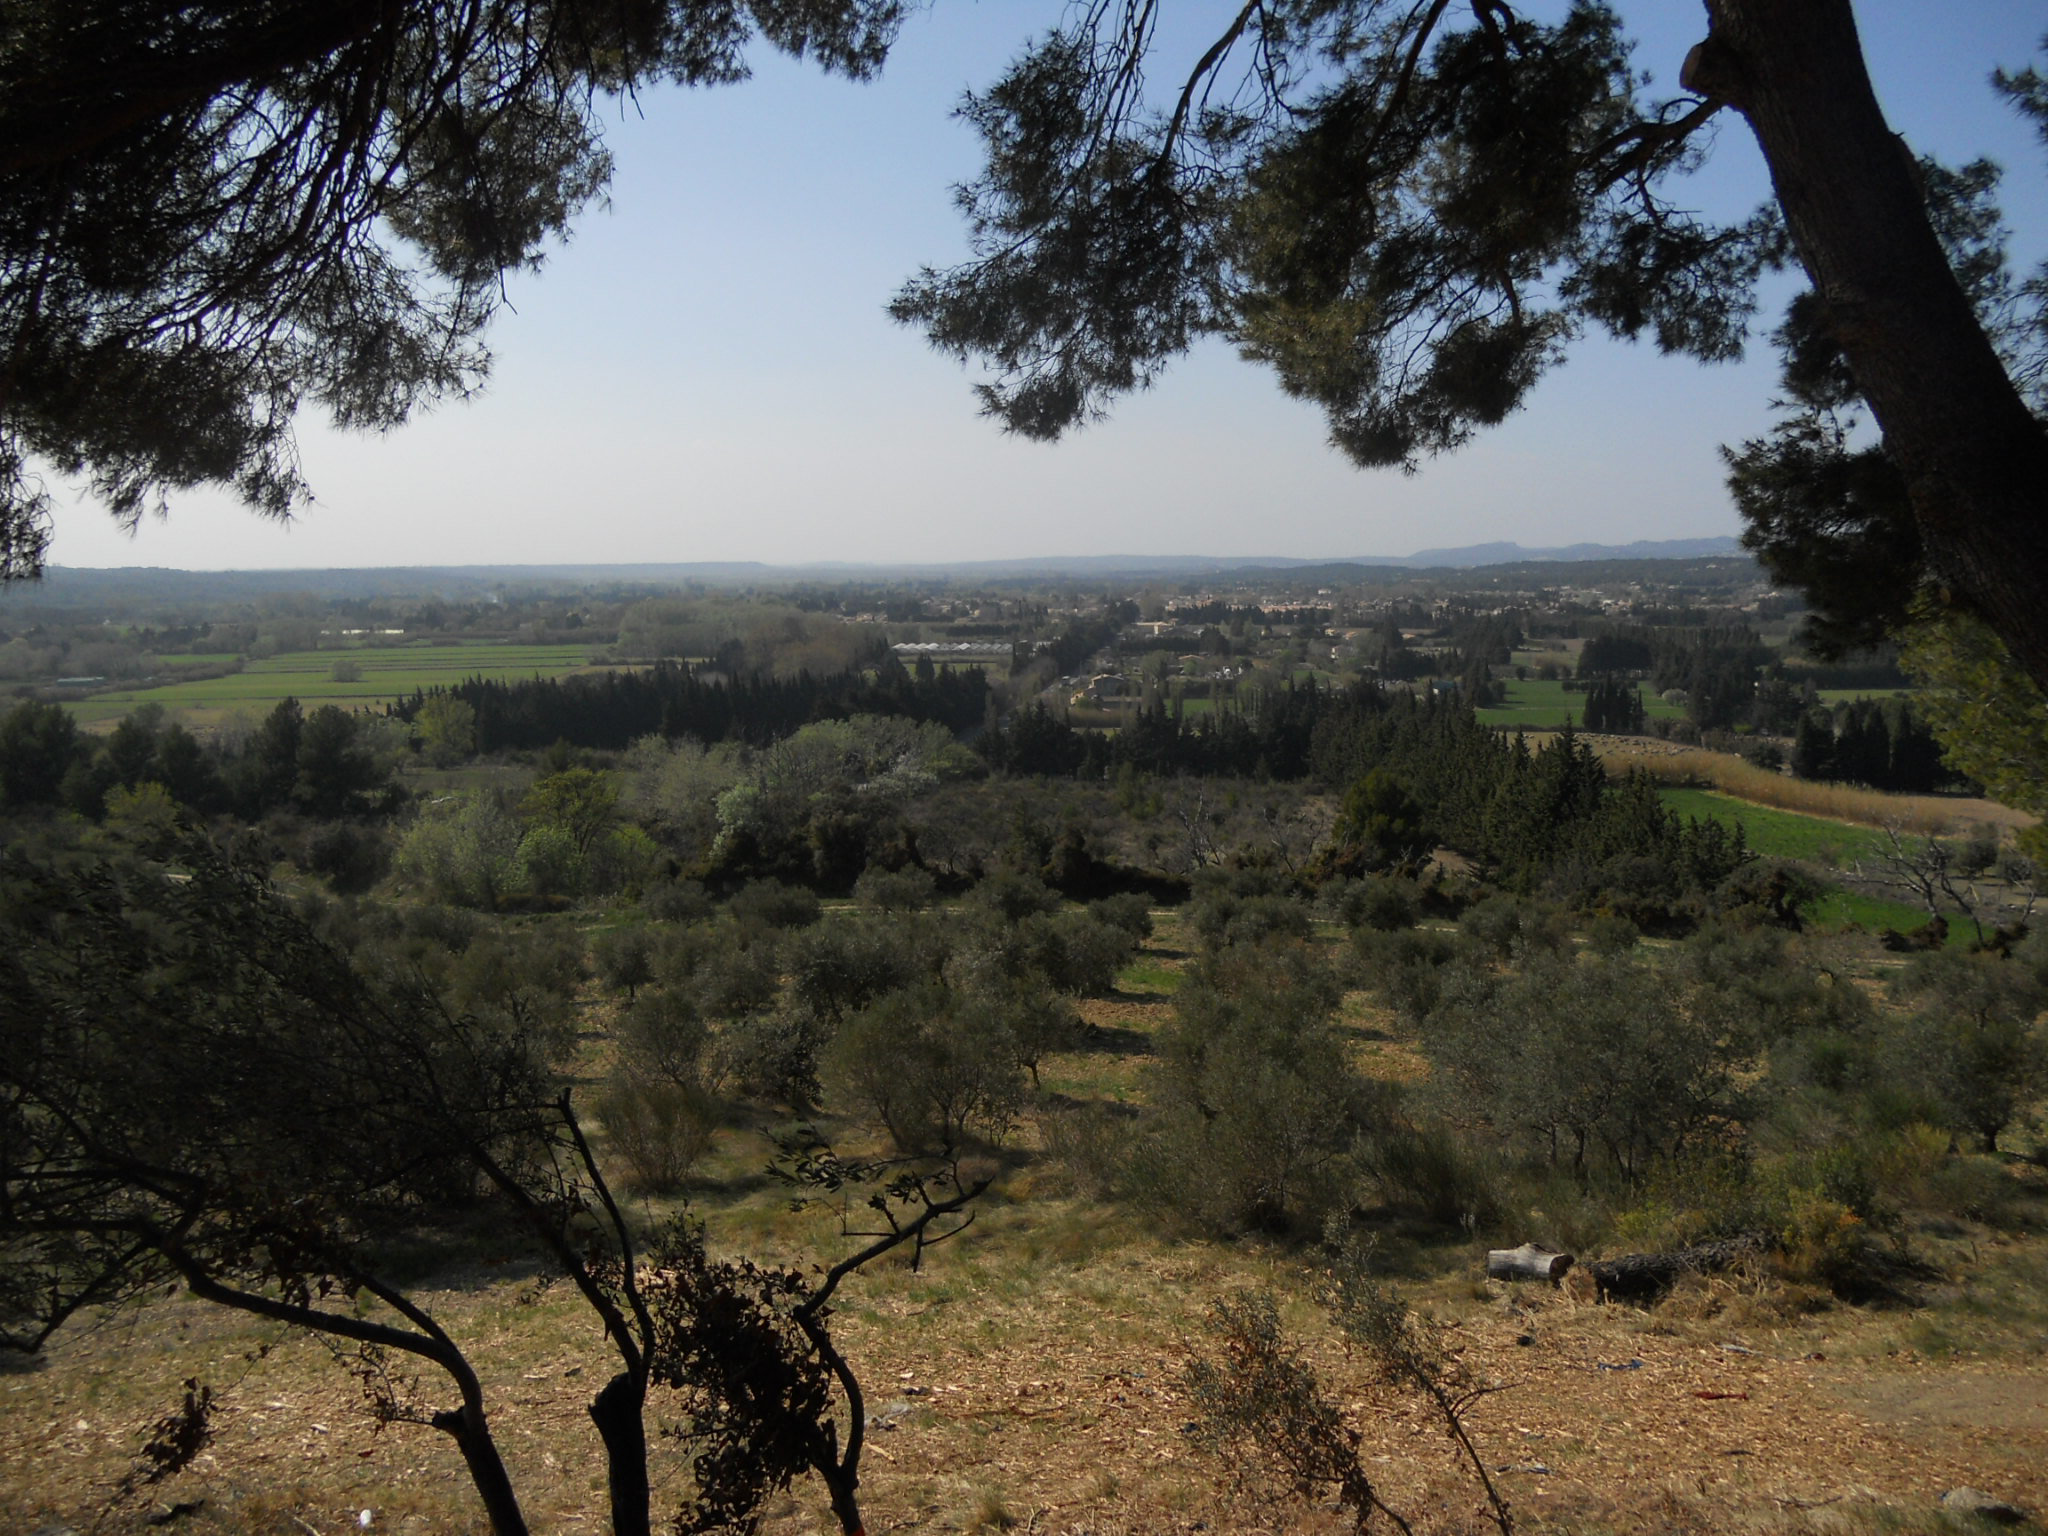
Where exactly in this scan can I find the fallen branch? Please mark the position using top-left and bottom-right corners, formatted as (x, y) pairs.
(1486, 1243), (1573, 1283)
(1587, 1234), (1766, 1304)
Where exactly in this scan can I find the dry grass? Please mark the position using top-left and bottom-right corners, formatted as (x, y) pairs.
(10, 1218), (2047, 1536)
(1586, 738), (2037, 836)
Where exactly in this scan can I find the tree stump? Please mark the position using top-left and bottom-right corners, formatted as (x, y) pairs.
(1486, 1243), (1574, 1283)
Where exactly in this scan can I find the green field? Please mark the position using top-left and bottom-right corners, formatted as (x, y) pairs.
(1802, 886), (1957, 939)
(1657, 786), (1894, 865)
(1815, 686), (1916, 706)
(1660, 787), (1970, 941)
(1474, 676), (1679, 730)
(67, 643), (611, 725)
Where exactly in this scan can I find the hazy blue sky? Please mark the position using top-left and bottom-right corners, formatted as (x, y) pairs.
(40, 1), (2048, 572)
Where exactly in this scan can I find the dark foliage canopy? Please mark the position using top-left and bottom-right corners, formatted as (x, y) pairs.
(896, 1), (2048, 693)
(0, 0), (905, 576)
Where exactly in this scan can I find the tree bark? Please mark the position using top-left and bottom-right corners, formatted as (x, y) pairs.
(1695, 0), (2048, 696)
(589, 1371), (652, 1536)
(430, 1403), (531, 1536)
(1486, 1243), (1574, 1282)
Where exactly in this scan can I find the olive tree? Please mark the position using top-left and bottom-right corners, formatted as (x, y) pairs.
(1, 831), (982, 1536)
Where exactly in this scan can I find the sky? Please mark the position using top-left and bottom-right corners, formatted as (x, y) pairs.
(38, 1), (2048, 573)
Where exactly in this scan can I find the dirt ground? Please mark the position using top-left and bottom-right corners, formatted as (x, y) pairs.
(6, 1227), (2045, 1536)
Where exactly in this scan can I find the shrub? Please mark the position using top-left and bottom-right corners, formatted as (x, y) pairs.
(1038, 1101), (1139, 1198)
(587, 823), (664, 897)
(514, 821), (585, 902)
(1425, 949), (1750, 1183)
(728, 878), (821, 931)
(441, 922), (587, 1061)
(1132, 940), (1377, 1235)
(965, 869), (1062, 923)
(970, 977), (1085, 1088)
(717, 1006), (833, 1113)
(1582, 912), (1639, 953)
(615, 986), (712, 1091)
(692, 943), (783, 1021)
(391, 790), (521, 908)
(1190, 891), (1312, 950)
(784, 916), (933, 1024)
(1349, 926), (1466, 1026)
(1087, 891), (1154, 943)
(593, 925), (658, 1000)
(1956, 823), (2002, 880)
(1361, 1119), (1509, 1232)
(1321, 875), (1420, 933)
(1020, 908), (1135, 996)
(599, 1068), (717, 1193)
(1889, 948), (2048, 1153)
(1460, 895), (1569, 960)
(643, 876), (714, 924)
(303, 820), (391, 895)
(825, 984), (1023, 1152)
(853, 863), (936, 913)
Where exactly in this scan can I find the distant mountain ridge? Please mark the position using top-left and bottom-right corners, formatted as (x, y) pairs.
(1396, 537), (1743, 566)
(14, 538), (1750, 604)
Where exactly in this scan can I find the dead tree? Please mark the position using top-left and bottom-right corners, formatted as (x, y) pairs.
(1486, 1243), (1574, 1283)
(1587, 1234), (1767, 1304)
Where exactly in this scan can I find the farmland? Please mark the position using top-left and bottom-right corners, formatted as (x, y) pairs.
(1474, 674), (1679, 730)
(1658, 785), (1899, 866)
(64, 643), (614, 727)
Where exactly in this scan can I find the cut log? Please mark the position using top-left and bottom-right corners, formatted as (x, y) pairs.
(1587, 1234), (1766, 1304)
(1486, 1243), (1574, 1283)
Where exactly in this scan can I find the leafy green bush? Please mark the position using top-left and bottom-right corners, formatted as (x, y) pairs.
(1360, 1119), (1509, 1232)
(964, 869), (1062, 923)
(655, 922), (782, 1021)
(1087, 891), (1154, 943)
(599, 1068), (717, 1193)
(1349, 926), (1466, 1026)
(1459, 895), (1569, 960)
(1321, 875), (1421, 932)
(1424, 949), (1750, 1183)
(642, 877), (715, 925)
(852, 863), (936, 913)
(593, 925), (657, 1000)
(1189, 891), (1312, 950)
(1130, 940), (1378, 1235)
(1889, 948), (2048, 1153)
(717, 1006), (833, 1113)
(784, 916), (936, 1024)
(728, 879), (822, 931)
(825, 984), (1024, 1152)
(1021, 908), (1135, 995)
(616, 986), (712, 1092)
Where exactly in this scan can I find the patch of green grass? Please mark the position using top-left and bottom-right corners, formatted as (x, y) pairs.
(1816, 687), (1917, 706)
(66, 643), (613, 724)
(1658, 787), (1894, 866)
(1474, 676), (1679, 730)
(1116, 958), (1181, 995)
(1804, 888), (1970, 943)
(151, 651), (241, 667)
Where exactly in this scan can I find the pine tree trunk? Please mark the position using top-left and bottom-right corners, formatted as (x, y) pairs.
(1695, 0), (2048, 694)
